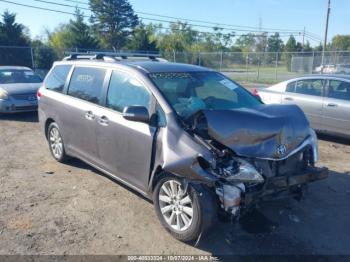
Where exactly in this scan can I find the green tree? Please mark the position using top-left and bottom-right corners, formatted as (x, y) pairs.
(0, 10), (29, 46)
(267, 33), (284, 52)
(125, 23), (158, 52)
(89, 0), (139, 50)
(235, 33), (256, 52)
(303, 40), (312, 52)
(31, 40), (57, 70)
(0, 10), (31, 66)
(66, 9), (99, 50)
(284, 35), (298, 52)
(284, 35), (303, 71)
(49, 9), (98, 51)
(331, 35), (350, 51)
(255, 32), (268, 52)
(157, 22), (198, 52)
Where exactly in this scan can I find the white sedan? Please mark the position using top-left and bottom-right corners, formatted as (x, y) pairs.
(255, 74), (350, 139)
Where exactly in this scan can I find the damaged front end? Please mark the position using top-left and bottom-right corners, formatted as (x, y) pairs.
(200, 148), (328, 217)
(186, 105), (329, 217)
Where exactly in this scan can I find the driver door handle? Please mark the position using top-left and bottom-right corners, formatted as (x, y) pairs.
(284, 97), (293, 101)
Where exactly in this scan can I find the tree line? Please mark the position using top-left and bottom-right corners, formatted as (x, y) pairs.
(1, 0), (350, 70)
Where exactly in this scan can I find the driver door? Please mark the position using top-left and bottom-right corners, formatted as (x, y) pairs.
(95, 70), (157, 192)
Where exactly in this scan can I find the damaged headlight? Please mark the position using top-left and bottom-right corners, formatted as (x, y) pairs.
(222, 158), (264, 183)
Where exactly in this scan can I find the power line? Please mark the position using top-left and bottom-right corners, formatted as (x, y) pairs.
(29, 0), (303, 34)
(61, 0), (305, 33)
(0, 0), (249, 37)
(0, 0), (306, 40)
(61, 0), (87, 5)
(62, 0), (324, 41)
(0, 0), (82, 16)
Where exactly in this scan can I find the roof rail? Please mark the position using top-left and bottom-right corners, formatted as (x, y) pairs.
(62, 52), (166, 62)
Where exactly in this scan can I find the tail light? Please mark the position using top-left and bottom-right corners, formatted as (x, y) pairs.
(37, 89), (42, 99)
(252, 88), (261, 101)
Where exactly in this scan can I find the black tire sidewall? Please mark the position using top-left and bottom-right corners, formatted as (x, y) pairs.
(47, 122), (66, 163)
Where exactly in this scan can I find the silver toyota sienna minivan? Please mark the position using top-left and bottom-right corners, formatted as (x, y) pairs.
(38, 53), (328, 242)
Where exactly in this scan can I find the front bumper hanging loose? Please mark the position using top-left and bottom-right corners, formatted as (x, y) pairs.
(244, 166), (329, 206)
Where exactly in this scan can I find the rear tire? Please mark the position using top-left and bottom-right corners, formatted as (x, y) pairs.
(47, 122), (67, 163)
(153, 174), (217, 242)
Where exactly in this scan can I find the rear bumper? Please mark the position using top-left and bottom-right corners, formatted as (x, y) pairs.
(244, 166), (328, 206)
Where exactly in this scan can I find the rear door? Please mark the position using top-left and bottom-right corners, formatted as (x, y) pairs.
(95, 70), (157, 191)
(322, 79), (350, 136)
(61, 66), (108, 164)
(281, 79), (325, 130)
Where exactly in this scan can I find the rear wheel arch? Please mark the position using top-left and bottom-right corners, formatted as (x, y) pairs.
(45, 118), (55, 140)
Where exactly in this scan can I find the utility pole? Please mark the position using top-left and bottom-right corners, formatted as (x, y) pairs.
(302, 27), (306, 51)
(321, 0), (331, 69)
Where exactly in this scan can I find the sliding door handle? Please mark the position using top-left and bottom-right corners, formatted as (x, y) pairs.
(85, 111), (95, 120)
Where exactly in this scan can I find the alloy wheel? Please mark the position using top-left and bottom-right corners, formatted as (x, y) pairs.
(49, 127), (63, 159)
(158, 180), (193, 231)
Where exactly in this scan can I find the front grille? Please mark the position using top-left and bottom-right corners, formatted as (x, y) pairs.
(15, 105), (37, 111)
(270, 146), (313, 176)
(11, 93), (37, 101)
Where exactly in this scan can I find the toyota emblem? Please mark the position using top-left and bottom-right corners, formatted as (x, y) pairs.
(276, 144), (287, 156)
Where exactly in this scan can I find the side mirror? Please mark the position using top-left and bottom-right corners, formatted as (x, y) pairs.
(122, 106), (149, 124)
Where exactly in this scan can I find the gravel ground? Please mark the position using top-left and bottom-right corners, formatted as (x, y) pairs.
(0, 112), (350, 256)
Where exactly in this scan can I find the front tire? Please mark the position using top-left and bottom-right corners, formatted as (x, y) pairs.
(153, 174), (217, 242)
(47, 122), (67, 163)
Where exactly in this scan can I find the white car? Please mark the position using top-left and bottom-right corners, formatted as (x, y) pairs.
(256, 75), (350, 138)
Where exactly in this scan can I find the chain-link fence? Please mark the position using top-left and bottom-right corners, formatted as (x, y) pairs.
(163, 50), (350, 84)
(1, 45), (350, 84)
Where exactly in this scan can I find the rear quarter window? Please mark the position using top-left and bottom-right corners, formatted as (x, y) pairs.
(286, 81), (296, 92)
(44, 65), (72, 92)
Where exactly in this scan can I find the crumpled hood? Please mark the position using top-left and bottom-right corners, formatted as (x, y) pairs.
(199, 104), (310, 159)
(0, 83), (42, 94)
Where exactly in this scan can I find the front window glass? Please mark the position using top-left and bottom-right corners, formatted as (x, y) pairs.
(328, 80), (350, 101)
(106, 71), (151, 112)
(0, 69), (42, 84)
(149, 72), (261, 119)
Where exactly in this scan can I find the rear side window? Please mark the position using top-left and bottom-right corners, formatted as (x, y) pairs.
(287, 79), (324, 96)
(295, 79), (323, 96)
(328, 80), (350, 101)
(67, 67), (106, 104)
(45, 65), (72, 92)
(106, 71), (151, 112)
